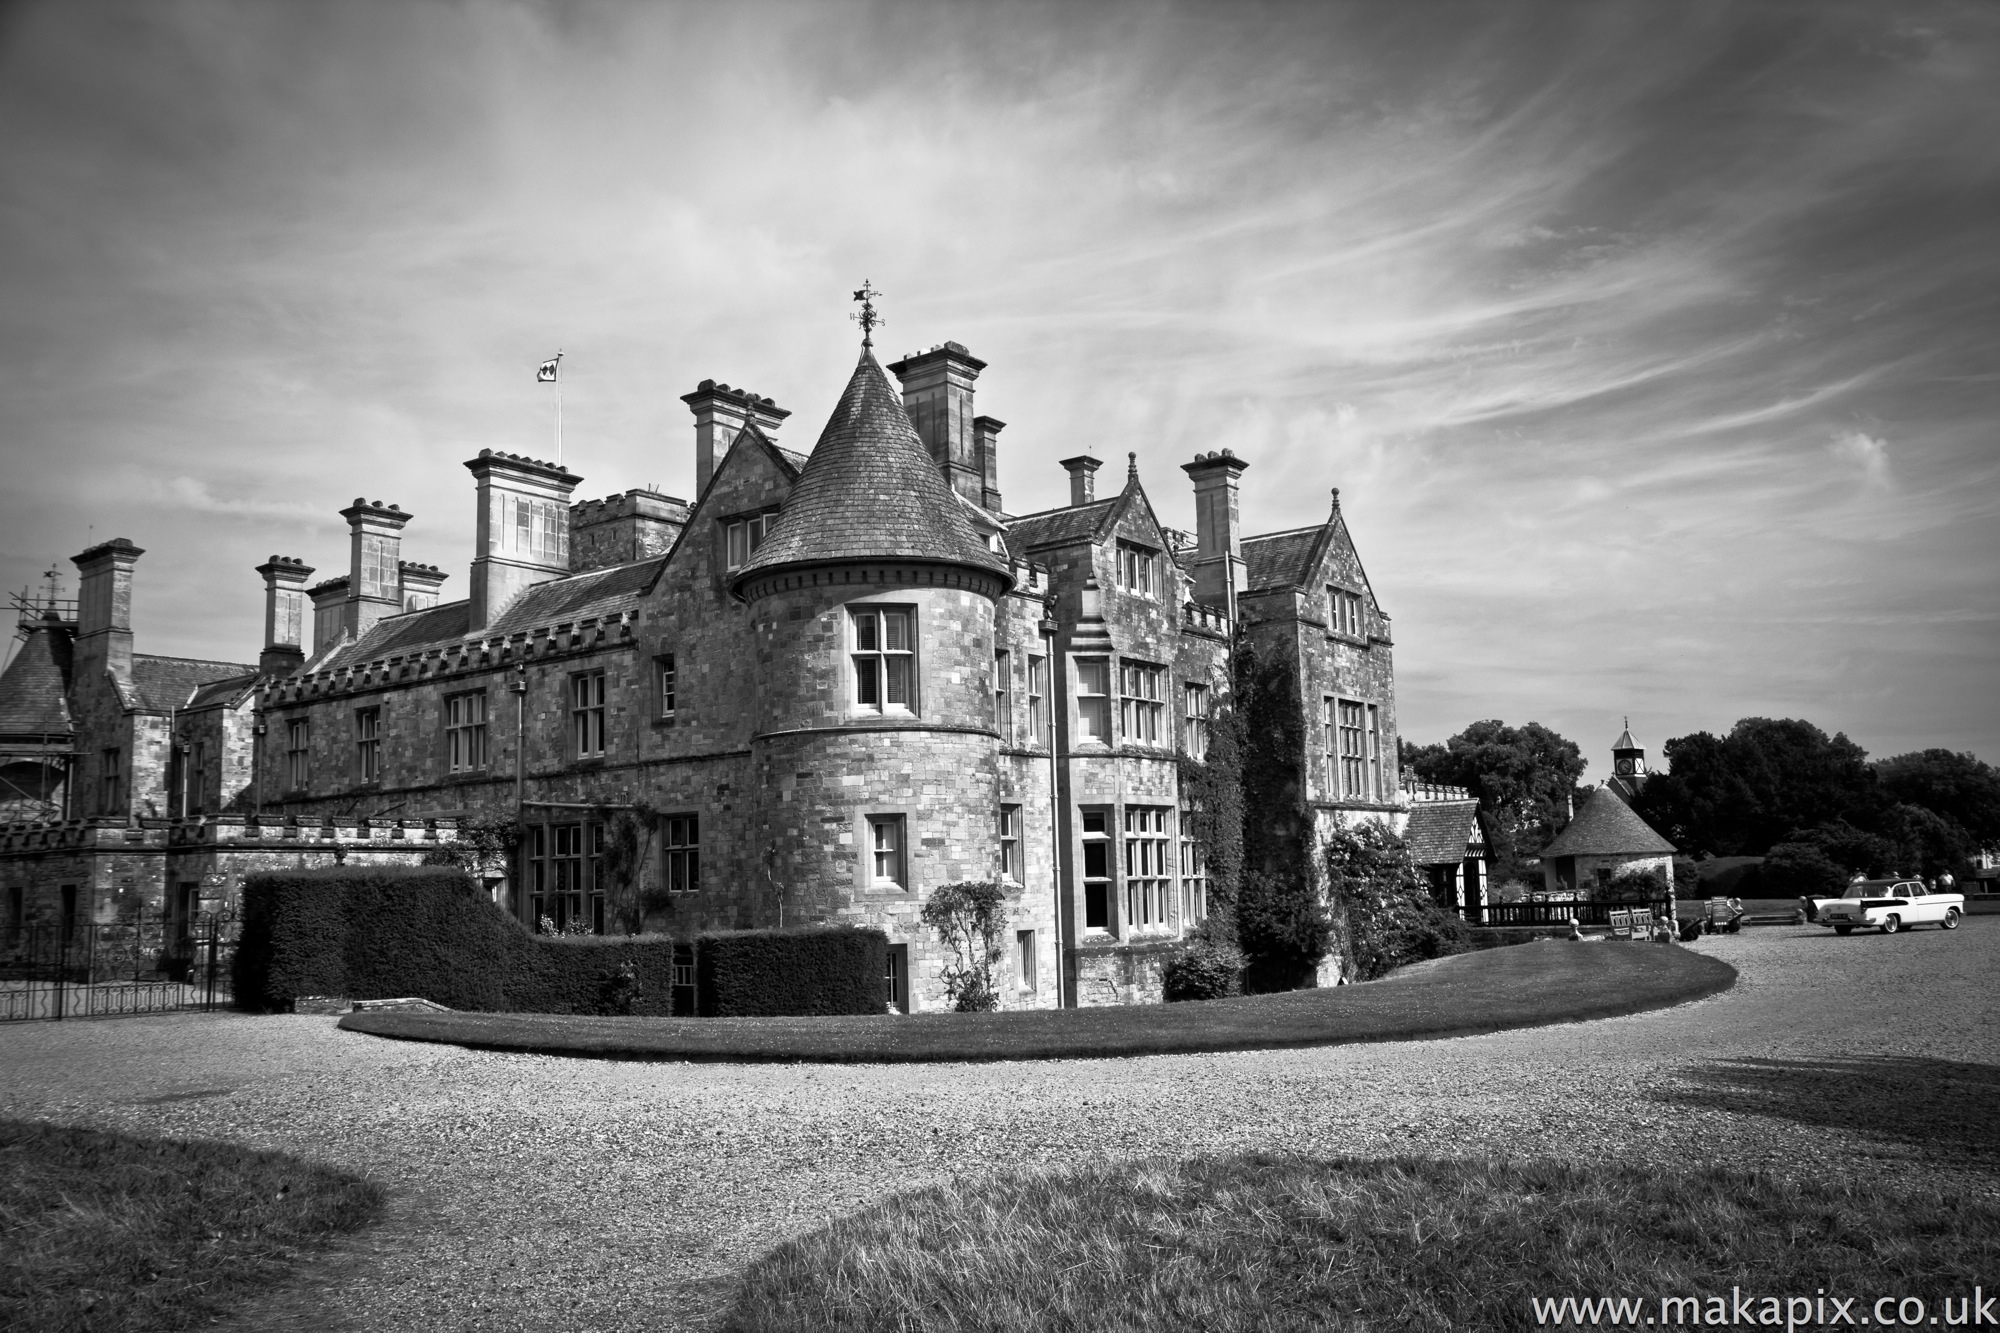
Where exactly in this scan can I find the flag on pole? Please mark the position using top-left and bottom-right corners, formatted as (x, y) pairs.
(537, 354), (561, 382)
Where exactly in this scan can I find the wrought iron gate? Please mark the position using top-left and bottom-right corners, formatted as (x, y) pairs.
(0, 911), (236, 1021)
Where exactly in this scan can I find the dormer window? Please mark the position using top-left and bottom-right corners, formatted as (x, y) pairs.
(1116, 542), (1157, 597)
(724, 514), (770, 571)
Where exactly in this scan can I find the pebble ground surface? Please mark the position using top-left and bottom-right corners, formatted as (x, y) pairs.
(4, 922), (1997, 1333)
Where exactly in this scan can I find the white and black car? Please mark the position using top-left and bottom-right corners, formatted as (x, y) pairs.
(1813, 879), (1963, 935)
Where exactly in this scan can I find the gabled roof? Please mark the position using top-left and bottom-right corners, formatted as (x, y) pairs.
(1006, 499), (1117, 551)
(0, 618), (73, 737)
(130, 655), (258, 711)
(733, 349), (1010, 588)
(186, 672), (260, 709)
(1241, 526), (1323, 592)
(1540, 785), (1676, 858)
(1403, 800), (1483, 866)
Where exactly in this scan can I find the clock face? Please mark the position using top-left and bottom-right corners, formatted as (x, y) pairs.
(1616, 758), (1635, 775)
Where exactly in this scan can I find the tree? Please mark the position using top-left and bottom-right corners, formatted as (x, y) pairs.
(1874, 750), (2000, 849)
(1402, 720), (1587, 882)
(920, 880), (1009, 1012)
(1232, 639), (1330, 990)
(1635, 718), (1875, 858)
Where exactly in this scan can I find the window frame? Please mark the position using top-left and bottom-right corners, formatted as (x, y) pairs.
(867, 814), (908, 890)
(100, 747), (122, 811)
(1184, 682), (1210, 761)
(354, 707), (382, 785)
(994, 649), (1012, 740)
(285, 718), (310, 791)
(1116, 542), (1158, 598)
(1123, 805), (1171, 933)
(999, 803), (1021, 882)
(570, 670), (608, 758)
(1080, 807), (1112, 934)
(850, 605), (917, 715)
(662, 813), (700, 894)
(1027, 654), (1049, 745)
(656, 653), (678, 721)
(445, 690), (489, 773)
(723, 512), (771, 572)
(1329, 585), (1363, 638)
(1179, 793), (1207, 925)
(1118, 659), (1165, 746)
(1338, 698), (1367, 800)
(1075, 657), (1112, 745)
(1017, 928), (1037, 992)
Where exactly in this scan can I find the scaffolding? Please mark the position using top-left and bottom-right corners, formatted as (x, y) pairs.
(2, 568), (79, 822)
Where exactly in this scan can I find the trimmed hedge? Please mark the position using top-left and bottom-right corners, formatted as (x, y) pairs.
(696, 926), (887, 1017)
(233, 866), (677, 1016)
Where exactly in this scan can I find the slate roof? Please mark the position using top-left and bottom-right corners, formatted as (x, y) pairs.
(1403, 801), (1483, 866)
(0, 619), (73, 737)
(1241, 526), (1322, 592)
(186, 672), (260, 709)
(130, 655), (259, 711)
(1005, 499), (1116, 552)
(314, 559), (661, 672)
(1540, 785), (1677, 858)
(733, 349), (1011, 588)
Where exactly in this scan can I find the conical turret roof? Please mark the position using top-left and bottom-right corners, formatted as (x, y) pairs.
(733, 348), (1011, 591)
(0, 613), (73, 738)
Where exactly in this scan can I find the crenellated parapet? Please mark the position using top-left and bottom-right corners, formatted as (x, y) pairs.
(1181, 599), (1232, 639)
(164, 814), (462, 848)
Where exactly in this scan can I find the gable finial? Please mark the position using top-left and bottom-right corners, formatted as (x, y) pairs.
(849, 280), (885, 349)
(1330, 486), (1342, 515)
(1128, 451), (1138, 481)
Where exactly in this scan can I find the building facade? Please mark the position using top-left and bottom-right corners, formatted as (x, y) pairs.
(1, 328), (1414, 1009)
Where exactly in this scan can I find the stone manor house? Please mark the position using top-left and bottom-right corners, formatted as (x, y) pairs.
(0, 330), (1475, 1009)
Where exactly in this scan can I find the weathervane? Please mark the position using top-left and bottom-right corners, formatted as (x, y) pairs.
(850, 280), (884, 348)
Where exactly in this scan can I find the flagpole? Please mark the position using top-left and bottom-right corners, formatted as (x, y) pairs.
(555, 350), (564, 466)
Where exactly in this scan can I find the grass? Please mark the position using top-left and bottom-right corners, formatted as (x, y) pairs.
(715, 1155), (2000, 1332)
(0, 1119), (384, 1333)
(338, 939), (1734, 1063)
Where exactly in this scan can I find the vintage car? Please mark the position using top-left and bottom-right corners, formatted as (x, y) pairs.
(1813, 879), (1964, 935)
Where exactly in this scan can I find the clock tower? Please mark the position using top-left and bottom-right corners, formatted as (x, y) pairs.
(1608, 718), (1649, 802)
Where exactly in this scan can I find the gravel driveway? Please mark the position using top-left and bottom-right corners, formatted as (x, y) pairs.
(4, 922), (1997, 1333)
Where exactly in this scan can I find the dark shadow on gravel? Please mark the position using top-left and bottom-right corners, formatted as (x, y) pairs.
(1653, 1055), (2000, 1166)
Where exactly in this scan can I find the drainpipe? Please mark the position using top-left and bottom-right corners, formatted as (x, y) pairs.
(1040, 603), (1065, 1010)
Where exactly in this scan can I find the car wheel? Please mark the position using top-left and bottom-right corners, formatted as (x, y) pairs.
(1881, 914), (1901, 934)
(1834, 925), (1853, 936)
(1942, 908), (1961, 931)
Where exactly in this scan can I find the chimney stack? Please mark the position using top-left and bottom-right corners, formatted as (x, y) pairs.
(974, 416), (1005, 511)
(71, 538), (143, 689)
(255, 555), (314, 675)
(309, 577), (350, 654)
(464, 450), (582, 631)
(339, 499), (412, 643)
(399, 562), (447, 612)
(682, 381), (789, 498)
(888, 342), (989, 506)
(1061, 455), (1103, 508)
(1182, 450), (1248, 618)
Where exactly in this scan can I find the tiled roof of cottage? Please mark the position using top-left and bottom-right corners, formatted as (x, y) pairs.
(733, 349), (1011, 588)
(1006, 500), (1116, 551)
(131, 655), (258, 711)
(0, 618), (73, 736)
(1403, 801), (1482, 866)
(1241, 526), (1323, 592)
(1540, 785), (1676, 858)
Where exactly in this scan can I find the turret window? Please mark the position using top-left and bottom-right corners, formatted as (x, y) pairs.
(852, 607), (915, 712)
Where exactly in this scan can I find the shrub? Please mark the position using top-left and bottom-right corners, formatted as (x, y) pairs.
(695, 926), (887, 1017)
(920, 880), (1009, 1012)
(1326, 821), (1471, 982)
(234, 866), (679, 1016)
(1602, 865), (1671, 902)
(1161, 938), (1244, 1002)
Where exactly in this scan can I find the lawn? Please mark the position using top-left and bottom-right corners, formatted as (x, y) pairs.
(716, 1154), (2000, 1332)
(338, 939), (1734, 1063)
(0, 1119), (384, 1333)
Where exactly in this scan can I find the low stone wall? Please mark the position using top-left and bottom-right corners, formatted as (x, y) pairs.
(1071, 940), (1175, 1006)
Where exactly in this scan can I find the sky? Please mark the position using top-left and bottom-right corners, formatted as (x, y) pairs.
(1, 0), (1996, 772)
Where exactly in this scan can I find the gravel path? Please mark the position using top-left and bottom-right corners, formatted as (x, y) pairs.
(4, 922), (1997, 1333)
